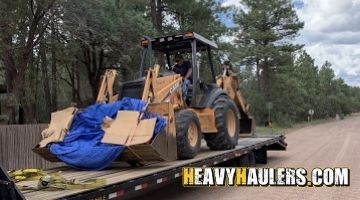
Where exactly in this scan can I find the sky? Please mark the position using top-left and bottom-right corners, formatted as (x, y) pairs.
(220, 0), (360, 86)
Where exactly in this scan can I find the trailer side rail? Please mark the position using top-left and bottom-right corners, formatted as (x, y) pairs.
(58, 135), (286, 200)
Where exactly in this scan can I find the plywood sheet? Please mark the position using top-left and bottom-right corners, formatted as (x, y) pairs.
(101, 111), (139, 145)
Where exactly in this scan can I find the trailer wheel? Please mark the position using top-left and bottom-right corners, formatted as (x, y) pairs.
(236, 151), (256, 167)
(176, 110), (202, 159)
(205, 96), (240, 150)
(255, 148), (267, 164)
(248, 151), (256, 167)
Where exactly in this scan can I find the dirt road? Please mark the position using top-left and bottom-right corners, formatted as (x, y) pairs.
(135, 116), (360, 200)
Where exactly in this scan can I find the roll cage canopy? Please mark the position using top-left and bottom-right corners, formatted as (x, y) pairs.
(141, 32), (218, 54)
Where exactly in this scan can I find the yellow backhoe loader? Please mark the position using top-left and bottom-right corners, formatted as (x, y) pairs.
(34, 32), (255, 165)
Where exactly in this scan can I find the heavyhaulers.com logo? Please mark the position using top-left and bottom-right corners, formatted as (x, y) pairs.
(182, 167), (350, 187)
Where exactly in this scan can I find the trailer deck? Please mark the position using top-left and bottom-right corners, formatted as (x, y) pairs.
(2, 135), (286, 200)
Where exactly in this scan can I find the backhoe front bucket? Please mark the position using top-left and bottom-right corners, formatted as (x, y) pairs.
(116, 102), (178, 162)
(33, 102), (178, 164)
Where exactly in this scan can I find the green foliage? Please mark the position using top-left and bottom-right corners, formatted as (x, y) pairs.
(162, 0), (227, 39)
(0, 0), (231, 123)
(233, 0), (304, 116)
(233, 0), (304, 125)
(0, 0), (360, 125)
(234, 0), (304, 66)
(62, 0), (155, 80)
(241, 50), (360, 126)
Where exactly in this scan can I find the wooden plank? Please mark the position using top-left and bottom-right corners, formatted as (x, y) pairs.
(0, 126), (8, 169)
(101, 111), (140, 145)
(7, 125), (15, 169)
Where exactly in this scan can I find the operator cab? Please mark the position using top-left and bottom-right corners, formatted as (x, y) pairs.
(139, 32), (219, 107)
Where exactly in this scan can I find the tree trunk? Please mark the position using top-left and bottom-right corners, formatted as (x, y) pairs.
(260, 60), (271, 102)
(82, 42), (104, 101)
(51, 21), (58, 112)
(25, 47), (38, 123)
(0, 0), (55, 124)
(2, 35), (17, 123)
(62, 62), (83, 107)
(75, 61), (83, 106)
(39, 42), (52, 122)
(23, 103), (37, 123)
(155, 0), (163, 32)
(150, 0), (157, 29)
(71, 63), (76, 102)
(150, 0), (165, 66)
(255, 60), (261, 91)
(51, 48), (58, 111)
(16, 49), (30, 124)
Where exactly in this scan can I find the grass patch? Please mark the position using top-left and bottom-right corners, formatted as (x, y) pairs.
(254, 113), (359, 136)
(255, 117), (339, 135)
(255, 126), (285, 135)
(291, 118), (334, 128)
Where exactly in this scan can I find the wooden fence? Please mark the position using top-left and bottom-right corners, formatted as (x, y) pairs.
(0, 124), (63, 170)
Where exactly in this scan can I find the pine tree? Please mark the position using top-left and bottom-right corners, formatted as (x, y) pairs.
(234, 0), (304, 101)
(154, 0), (227, 39)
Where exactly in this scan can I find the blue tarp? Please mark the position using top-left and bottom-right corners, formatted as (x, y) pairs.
(49, 97), (166, 170)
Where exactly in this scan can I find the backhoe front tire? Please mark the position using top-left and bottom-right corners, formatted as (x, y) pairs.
(176, 110), (202, 159)
(205, 96), (240, 150)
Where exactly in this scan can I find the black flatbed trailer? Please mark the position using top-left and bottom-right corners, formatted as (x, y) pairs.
(0, 135), (286, 200)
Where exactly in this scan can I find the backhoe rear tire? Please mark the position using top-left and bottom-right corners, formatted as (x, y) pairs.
(176, 110), (202, 159)
(205, 96), (240, 150)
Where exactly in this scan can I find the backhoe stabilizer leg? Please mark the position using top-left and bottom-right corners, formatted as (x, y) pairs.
(239, 117), (255, 136)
